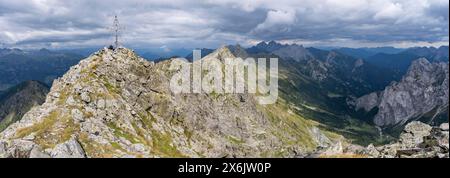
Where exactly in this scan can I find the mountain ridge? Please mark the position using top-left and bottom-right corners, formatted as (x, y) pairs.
(0, 80), (49, 132)
(0, 47), (345, 158)
(0, 48), (84, 92)
(354, 58), (449, 128)
(1, 42), (447, 158)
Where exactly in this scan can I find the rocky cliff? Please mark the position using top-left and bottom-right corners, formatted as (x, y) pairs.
(354, 58), (449, 127)
(0, 47), (343, 158)
(0, 81), (49, 132)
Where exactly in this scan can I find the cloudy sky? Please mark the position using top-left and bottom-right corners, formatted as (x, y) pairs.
(0, 0), (448, 49)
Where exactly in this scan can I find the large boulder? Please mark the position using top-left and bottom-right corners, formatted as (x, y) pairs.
(50, 138), (86, 158)
(440, 123), (449, 131)
(0, 141), (6, 158)
(399, 121), (432, 148)
(362, 122), (449, 158)
(29, 146), (50, 158)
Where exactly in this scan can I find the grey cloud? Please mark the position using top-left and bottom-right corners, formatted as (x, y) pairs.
(15, 32), (111, 45)
(0, 0), (448, 49)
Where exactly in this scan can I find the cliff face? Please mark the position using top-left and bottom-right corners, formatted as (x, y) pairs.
(0, 81), (49, 132)
(355, 58), (449, 127)
(0, 47), (343, 158)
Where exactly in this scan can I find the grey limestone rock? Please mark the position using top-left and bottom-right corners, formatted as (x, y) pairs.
(355, 58), (449, 127)
(50, 138), (86, 158)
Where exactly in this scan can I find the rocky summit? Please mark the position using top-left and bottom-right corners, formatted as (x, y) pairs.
(0, 47), (344, 158)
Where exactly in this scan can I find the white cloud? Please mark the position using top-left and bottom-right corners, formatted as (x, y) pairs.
(255, 10), (296, 31)
(0, 0), (447, 48)
(374, 2), (403, 20)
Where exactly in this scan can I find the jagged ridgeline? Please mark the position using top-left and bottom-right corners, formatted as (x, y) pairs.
(0, 47), (347, 158)
(354, 58), (449, 129)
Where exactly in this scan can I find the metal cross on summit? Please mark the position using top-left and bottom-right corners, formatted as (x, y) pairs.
(110, 15), (124, 49)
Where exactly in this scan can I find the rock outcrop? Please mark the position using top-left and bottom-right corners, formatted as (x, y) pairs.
(354, 58), (449, 127)
(364, 122), (449, 158)
(0, 47), (342, 158)
(318, 121), (449, 158)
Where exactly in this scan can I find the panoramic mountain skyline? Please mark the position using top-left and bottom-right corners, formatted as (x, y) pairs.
(0, 0), (448, 49)
(0, 44), (448, 158)
(0, 0), (448, 160)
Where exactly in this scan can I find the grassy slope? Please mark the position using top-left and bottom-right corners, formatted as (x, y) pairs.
(277, 60), (394, 146)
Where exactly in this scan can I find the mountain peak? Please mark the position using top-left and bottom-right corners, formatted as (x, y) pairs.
(271, 43), (314, 62)
(256, 41), (268, 46)
(355, 58), (449, 127)
(203, 46), (236, 61)
(226, 44), (249, 58)
(1, 46), (340, 158)
(38, 48), (52, 54)
(268, 40), (278, 45)
(411, 57), (430, 65)
(406, 58), (433, 75)
(0, 48), (25, 56)
(249, 41), (286, 53)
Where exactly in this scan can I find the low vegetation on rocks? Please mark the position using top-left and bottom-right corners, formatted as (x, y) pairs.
(0, 47), (346, 158)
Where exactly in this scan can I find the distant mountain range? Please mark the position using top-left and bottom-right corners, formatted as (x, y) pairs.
(336, 47), (405, 59)
(247, 41), (288, 53)
(2, 44), (445, 93)
(135, 48), (192, 60)
(0, 42), (448, 158)
(0, 48), (84, 92)
(251, 41), (448, 128)
(250, 42), (399, 96)
(364, 46), (449, 76)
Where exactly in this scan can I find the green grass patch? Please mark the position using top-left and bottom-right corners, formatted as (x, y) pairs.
(227, 135), (245, 145)
(107, 122), (140, 144)
(14, 110), (60, 139)
(150, 129), (185, 157)
(14, 110), (80, 149)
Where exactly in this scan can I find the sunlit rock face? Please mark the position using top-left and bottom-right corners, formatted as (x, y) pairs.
(0, 47), (342, 158)
(355, 58), (449, 127)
